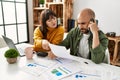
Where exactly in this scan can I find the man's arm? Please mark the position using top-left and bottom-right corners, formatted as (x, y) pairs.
(90, 31), (108, 64)
(89, 21), (100, 49)
(89, 21), (108, 63)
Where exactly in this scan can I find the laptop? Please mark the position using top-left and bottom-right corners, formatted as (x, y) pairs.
(2, 35), (25, 57)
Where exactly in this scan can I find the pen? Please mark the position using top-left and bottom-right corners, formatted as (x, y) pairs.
(84, 62), (88, 64)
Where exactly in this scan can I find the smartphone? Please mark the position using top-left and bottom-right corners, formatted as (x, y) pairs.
(88, 18), (98, 33)
(36, 52), (48, 57)
(90, 18), (98, 25)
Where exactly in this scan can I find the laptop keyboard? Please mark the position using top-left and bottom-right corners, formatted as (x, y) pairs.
(17, 47), (25, 57)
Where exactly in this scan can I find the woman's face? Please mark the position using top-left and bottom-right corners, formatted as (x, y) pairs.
(46, 16), (57, 28)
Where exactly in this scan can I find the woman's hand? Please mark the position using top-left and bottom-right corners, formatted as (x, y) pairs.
(42, 40), (50, 50)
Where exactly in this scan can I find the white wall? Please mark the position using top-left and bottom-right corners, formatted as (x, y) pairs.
(27, 0), (33, 44)
(73, 0), (120, 36)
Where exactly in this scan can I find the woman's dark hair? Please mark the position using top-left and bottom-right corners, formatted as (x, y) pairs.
(39, 9), (57, 39)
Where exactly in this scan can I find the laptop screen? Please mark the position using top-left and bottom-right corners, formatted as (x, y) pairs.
(2, 35), (27, 57)
(2, 35), (18, 51)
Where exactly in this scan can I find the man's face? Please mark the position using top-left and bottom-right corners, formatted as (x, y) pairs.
(77, 14), (90, 34)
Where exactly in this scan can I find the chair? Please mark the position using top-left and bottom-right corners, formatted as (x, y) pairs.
(103, 48), (110, 64)
(0, 35), (7, 48)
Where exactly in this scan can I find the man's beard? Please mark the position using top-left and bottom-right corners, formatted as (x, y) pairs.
(80, 28), (89, 34)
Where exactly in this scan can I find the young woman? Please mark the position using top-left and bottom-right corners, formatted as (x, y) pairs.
(25, 9), (64, 59)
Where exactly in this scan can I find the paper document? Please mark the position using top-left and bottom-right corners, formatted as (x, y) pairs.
(41, 63), (82, 80)
(21, 58), (57, 76)
(21, 63), (49, 76)
(62, 71), (101, 80)
(49, 44), (90, 63)
(49, 44), (72, 59)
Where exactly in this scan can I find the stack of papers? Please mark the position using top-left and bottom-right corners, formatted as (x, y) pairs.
(21, 57), (82, 80)
(21, 44), (120, 80)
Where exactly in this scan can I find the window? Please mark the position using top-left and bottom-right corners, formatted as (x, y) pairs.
(0, 0), (29, 44)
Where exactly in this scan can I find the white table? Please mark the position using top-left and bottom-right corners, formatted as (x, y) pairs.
(0, 43), (120, 80)
(0, 43), (43, 80)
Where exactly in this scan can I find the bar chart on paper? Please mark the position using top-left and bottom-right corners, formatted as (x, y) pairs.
(21, 58), (57, 76)
(41, 62), (83, 80)
(21, 63), (49, 76)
